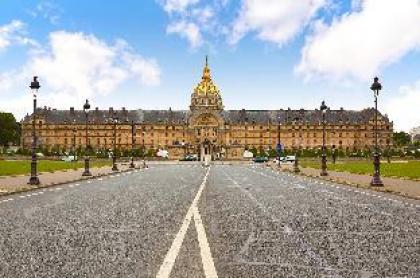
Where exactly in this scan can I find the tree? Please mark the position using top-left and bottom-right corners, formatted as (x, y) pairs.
(0, 112), (20, 146)
(393, 131), (411, 147)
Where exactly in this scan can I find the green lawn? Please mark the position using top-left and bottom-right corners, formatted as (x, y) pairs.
(300, 159), (420, 179)
(0, 160), (111, 176)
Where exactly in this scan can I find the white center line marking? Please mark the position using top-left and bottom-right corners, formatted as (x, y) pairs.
(156, 167), (217, 278)
(192, 206), (219, 278)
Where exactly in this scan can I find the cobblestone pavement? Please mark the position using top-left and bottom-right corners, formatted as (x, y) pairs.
(0, 164), (418, 277)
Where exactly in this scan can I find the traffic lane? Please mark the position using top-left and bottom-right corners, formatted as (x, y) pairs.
(199, 165), (333, 277)
(200, 165), (419, 277)
(247, 165), (419, 233)
(0, 165), (206, 277)
(242, 166), (419, 276)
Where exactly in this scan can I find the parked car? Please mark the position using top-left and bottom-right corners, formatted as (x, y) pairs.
(61, 155), (77, 162)
(181, 154), (198, 161)
(253, 156), (269, 163)
(284, 155), (296, 163)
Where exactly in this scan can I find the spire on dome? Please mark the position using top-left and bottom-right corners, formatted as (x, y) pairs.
(202, 55), (211, 81)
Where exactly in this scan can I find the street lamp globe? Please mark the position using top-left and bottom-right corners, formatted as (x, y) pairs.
(83, 99), (91, 114)
(320, 100), (327, 113)
(370, 77), (382, 96)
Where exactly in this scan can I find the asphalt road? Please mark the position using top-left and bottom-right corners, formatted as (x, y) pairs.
(0, 164), (419, 277)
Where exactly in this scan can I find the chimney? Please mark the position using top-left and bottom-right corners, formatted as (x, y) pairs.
(109, 107), (114, 114)
(70, 107), (75, 116)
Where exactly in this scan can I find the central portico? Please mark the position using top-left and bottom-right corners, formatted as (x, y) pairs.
(189, 56), (225, 161)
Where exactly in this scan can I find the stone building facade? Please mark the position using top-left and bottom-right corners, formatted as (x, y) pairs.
(21, 58), (393, 160)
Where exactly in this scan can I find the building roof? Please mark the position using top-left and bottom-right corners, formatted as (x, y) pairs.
(22, 106), (390, 125)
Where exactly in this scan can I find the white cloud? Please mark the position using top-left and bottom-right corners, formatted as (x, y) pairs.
(385, 80), (420, 132)
(167, 20), (203, 48)
(0, 30), (161, 119)
(159, 0), (222, 48)
(162, 0), (199, 13)
(30, 1), (62, 24)
(296, 0), (420, 80)
(229, 0), (326, 46)
(0, 20), (28, 51)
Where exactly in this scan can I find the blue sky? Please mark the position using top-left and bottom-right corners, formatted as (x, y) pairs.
(0, 0), (420, 132)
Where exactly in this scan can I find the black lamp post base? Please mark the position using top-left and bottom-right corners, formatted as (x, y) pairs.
(112, 155), (119, 171)
(370, 175), (384, 186)
(320, 155), (328, 176)
(293, 156), (300, 173)
(129, 158), (135, 169)
(28, 176), (40, 185)
(82, 170), (92, 176)
(371, 153), (383, 186)
(82, 158), (92, 176)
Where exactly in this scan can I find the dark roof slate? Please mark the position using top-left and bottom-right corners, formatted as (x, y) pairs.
(22, 107), (390, 125)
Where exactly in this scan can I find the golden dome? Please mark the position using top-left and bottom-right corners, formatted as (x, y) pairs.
(193, 56), (220, 97)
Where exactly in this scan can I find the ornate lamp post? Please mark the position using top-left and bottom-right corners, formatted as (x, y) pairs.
(28, 76), (41, 185)
(276, 119), (282, 169)
(320, 100), (328, 176)
(370, 77), (384, 186)
(82, 99), (92, 176)
(142, 130), (147, 168)
(130, 120), (136, 169)
(112, 112), (119, 171)
(72, 119), (76, 162)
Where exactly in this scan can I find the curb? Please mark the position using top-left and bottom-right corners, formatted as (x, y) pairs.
(0, 167), (141, 198)
(271, 165), (420, 201)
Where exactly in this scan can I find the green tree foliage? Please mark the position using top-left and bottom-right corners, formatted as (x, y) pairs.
(0, 112), (20, 146)
(393, 131), (411, 147)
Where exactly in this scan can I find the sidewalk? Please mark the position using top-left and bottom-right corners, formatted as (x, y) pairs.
(274, 163), (420, 200)
(0, 162), (136, 196)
